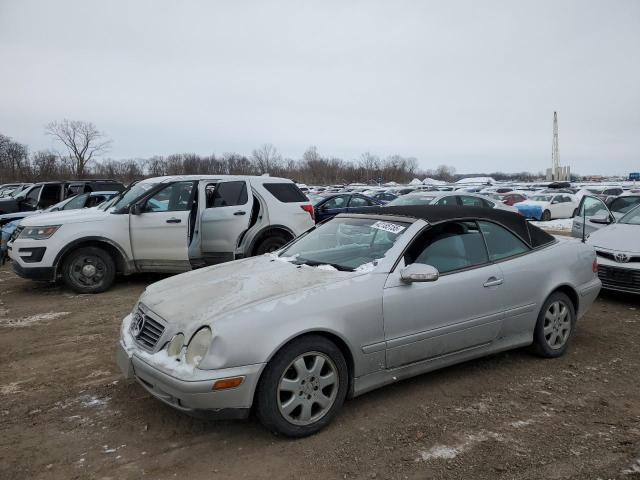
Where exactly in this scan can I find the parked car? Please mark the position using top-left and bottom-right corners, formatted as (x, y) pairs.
(386, 191), (518, 213)
(1, 191), (119, 263)
(500, 192), (528, 206)
(0, 183), (32, 198)
(116, 205), (600, 437)
(514, 193), (578, 221)
(571, 194), (640, 238)
(8, 175), (315, 293)
(586, 204), (640, 294)
(0, 179), (124, 215)
(313, 193), (382, 223)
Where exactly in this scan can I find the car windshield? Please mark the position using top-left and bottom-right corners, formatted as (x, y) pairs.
(530, 195), (553, 202)
(387, 195), (435, 206)
(618, 205), (640, 225)
(112, 183), (157, 210)
(278, 217), (410, 271)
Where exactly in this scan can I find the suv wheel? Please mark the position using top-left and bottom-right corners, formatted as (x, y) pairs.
(541, 210), (551, 221)
(254, 234), (289, 255)
(62, 246), (116, 293)
(256, 335), (348, 437)
(531, 291), (576, 358)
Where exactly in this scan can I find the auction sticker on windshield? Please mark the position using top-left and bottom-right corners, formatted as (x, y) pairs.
(371, 221), (406, 234)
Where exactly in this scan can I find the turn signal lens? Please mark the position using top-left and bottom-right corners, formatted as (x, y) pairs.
(592, 258), (598, 273)
(212, 377), (244, 391)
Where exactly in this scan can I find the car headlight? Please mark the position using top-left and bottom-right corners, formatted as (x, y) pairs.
(167, 333), (185, 356)
(185, 327), (212, 366)
(19, 225), (60, 240)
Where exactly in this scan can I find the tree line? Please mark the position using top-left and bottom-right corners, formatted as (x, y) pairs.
(1, 120), (546, 186)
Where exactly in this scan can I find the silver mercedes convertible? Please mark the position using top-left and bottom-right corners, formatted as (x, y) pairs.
(117, 205), (601, 437)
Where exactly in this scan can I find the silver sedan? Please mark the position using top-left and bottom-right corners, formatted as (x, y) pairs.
(117, 206), (601, 437)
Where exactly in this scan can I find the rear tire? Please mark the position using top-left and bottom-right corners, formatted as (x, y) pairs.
(61, 246), (116, 293)
(254, 234), (289, 255)
(531, 291), (575, 358)
(255, 335), (348, 437)
(541, 210), (551, 221)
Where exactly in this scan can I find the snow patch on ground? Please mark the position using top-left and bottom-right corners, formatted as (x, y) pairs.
(418, 431), (504, 461)
(1, 382), (22, 394)
(531, 218), (573, 232)
(0, 311), (70, 327)
(510, 419), (534, 428)
(79, 395), (110, 409)
(623, 458), (640, 475)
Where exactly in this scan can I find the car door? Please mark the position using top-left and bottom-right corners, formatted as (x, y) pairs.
(198, 180), (253, 264)
(316, 195), (349, 222)
(572, 195), (613, 238)
(477, 221), (540, 339)
(382, 220), (504, 368)
(129, 181), (196, 270)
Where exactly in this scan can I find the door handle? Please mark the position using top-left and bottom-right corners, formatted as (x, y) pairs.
(166, 218), (182, 224)
(483, 277), (503, 287)
(234, 211), (246, 216)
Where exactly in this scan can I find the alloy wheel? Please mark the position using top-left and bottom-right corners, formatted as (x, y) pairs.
(543, 300), (571, 349)
(277, 351), (339, 426)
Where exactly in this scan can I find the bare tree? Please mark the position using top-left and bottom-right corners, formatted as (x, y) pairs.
(251, 144), (282, 174)
(45, 120), (111, 178)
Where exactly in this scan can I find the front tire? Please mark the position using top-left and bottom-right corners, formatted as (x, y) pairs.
(541, 209), (551, 221)
(256, 335), (348, 437)
(531, 292), (575, 358)
(61, 246), (116, 293)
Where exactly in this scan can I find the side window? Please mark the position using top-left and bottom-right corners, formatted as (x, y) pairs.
(25, 186), (43, 206)
(322, 195), (349, 210)
(579, 196), (609, 217)
(262, 183), (307, 202)
(478, 221), (529, 261)
(348, 196), (369, 208)
(62, 193), (90, 210)
(145, 181), (194, 212)
(205, 181), (248, 208)
(459, 196), (484, 207)
(40, 184), (61, 208)
(436, 195), (457, 206)
(404, 221), (489, 273)
(609, 197), (640, 214)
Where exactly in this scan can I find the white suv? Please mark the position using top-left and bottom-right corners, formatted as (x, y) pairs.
(8, 175), (315, 293)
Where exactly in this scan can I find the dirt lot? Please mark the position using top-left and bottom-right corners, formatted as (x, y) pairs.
(1, 263), (639, 480)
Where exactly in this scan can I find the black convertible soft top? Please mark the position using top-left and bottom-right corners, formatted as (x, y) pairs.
(349, 205), (555, 248)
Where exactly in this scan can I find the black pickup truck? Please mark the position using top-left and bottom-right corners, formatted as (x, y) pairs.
(0, 179), (125, 214)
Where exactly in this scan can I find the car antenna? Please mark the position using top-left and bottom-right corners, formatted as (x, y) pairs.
(581, 202), (587, 243)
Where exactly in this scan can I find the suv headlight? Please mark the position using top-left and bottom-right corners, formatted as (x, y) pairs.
(185, 327), (212, 366)
(19, 225), (60, 240)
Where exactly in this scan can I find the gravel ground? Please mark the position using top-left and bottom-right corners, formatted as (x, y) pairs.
(1, 263), (639, 480)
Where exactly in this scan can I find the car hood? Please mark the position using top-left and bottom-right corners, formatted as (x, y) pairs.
(18, 208), (111, 226)
(141, 255), (355, 330)
(587, 223), (640, 253)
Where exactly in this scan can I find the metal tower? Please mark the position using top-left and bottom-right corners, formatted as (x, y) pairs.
(552, 111), (560, 179)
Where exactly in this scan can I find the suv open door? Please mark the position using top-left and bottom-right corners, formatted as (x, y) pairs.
(197, 180), (254, 264)
(572, 195), (614, 238)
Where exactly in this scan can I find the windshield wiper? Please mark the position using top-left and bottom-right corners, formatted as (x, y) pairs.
(292, 258), (354, 272)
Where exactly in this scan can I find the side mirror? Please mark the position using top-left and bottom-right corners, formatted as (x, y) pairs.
(130, 203), (142, 215)
(400, 264), (439, 284)
(589, 215), (612, 225)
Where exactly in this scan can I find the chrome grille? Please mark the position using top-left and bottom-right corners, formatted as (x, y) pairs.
(131, 307), (165, 350)
(598, 265), (640, 293)
(596, 250), (640, 263)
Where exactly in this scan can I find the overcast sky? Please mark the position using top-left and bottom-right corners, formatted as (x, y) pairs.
(1, 0), (638, 175)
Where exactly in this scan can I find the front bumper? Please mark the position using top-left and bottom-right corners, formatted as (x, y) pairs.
(116, 340), (264, 418)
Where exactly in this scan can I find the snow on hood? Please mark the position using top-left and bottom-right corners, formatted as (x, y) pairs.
(140, 255), (355, 331)
(18, 208), (111, 226)
(587, 223), (640, 253)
